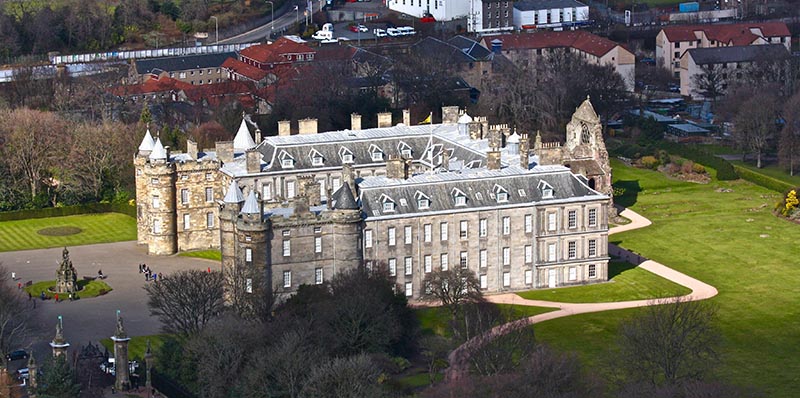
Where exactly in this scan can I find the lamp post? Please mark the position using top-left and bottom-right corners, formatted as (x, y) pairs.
(210, 16), (218, 44)
(295, 5), (299, 25)
(266, 1), (275, 37)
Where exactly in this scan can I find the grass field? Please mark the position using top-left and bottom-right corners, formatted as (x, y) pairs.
(178, 249), (222, 261)
(416, 304), (556, 338)
(516, 260), (691, 303)
(24, 279), (112, 299)
(100, 334), (170, 361)
(0, 213), (136, 252)
(533, 159), (800, 397)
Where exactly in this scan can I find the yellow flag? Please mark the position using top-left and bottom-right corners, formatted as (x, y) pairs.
(420, 113), (432, 124)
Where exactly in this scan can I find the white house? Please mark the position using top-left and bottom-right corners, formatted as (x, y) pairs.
(513, 0), (589, 30)
(387, 0), (472, 22)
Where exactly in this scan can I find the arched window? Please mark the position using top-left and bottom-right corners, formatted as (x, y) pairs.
(581, 123), (591, 144)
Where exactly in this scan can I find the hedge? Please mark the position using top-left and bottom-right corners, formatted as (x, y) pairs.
(0, 203), (136, 222)
(656, 142), (738, 180)
(732, 165), (795, 193)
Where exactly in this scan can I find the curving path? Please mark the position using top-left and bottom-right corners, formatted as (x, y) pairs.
(444, 208), (718, 380)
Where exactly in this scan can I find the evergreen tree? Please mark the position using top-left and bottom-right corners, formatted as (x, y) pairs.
(33, 355), (81, 398)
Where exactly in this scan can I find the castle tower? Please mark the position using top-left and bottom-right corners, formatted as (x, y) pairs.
(220, 180), (245, 303)
(112, 311), (131, 391)
(232, 189), (270, 312)
(142, 137), (178, 255)
(325, 183), (364, 272)
(563, 96), (613, 197)
(49, 316), (69, 357)
(134, 129), (155, 246)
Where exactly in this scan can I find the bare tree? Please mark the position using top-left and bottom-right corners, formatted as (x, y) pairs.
(144, 270), (225, 335)
(300, 354), (391, 398)
(779, 92), (800, 176)
(421, 266), (483, 322)
(615, 296), (720, 386)
(692, 64), (725, 105)
(734, 91), (780, 168)
(0, 264), (32, 372)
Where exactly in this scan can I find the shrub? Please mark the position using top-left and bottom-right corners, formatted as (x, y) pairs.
(664, 163), (680, 174)
(0, 203), (136, 221)
(733, 166), (795, 193)
(640, 156), (659, 170)
(693, 163), (706, 174)
(655, 142), (737, 180)
(681, 160), (695, 174)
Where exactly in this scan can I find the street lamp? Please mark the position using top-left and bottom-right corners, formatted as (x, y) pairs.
(210, 16), (218, 44)
(266, 1), (275, 36)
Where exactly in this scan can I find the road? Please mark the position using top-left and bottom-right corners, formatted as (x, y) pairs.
(220, 0), (308, 44)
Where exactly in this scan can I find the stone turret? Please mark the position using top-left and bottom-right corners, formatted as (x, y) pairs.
(220, 180), (245, 304)
(112, 312), (131, 391)
(50, 316), (69, 357)
(233, 189), (270, 307)
(141, 137), (178, 255)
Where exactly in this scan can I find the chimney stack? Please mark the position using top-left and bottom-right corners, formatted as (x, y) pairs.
(520, 133), (530, 169)
(377, 112), (392, 128)
(441, 149), (450, 171)
(403, 109), (411, 126)
(351, 113), (362, 131)
(441, 106), (459, 124)
(246, 150), (261, 174)
(386, 156), (409, 179)
(216, 141), (234, 163)
(278, 120), (291, 136)
(298, 118), (318, 135)
(186, 139), (198, 160)
(255, 128), (262, 143)
(487, 149), (501, 170)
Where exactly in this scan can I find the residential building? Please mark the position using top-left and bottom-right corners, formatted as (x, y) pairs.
(128, 52), (235, 86)
(484, 31), (635, 91)
(409, 36), (509, 93)
(475, 0), (516, 32)
(222, 37), (315, 84)
(387, 0), (472, 22)
(135, 100), (612, 299)
(512, 0), (589, 30)
(679, 44), (791, 99)
(655, 22), (791, 76)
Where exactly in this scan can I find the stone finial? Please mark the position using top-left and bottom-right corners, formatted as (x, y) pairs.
(115, 311), (127, 339)
(535, 130), (542, 149)
(54, 318), (65, 345)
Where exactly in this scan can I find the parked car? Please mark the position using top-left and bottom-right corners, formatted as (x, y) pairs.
(374, 28), (387, 38)
(387, 28), (401, 37)
(356, 24), (368, 32)
(5, 350), (28, 362)
(397, 26), (416, 36)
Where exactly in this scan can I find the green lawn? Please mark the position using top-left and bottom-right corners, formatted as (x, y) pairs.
(24, 279), (112, 299)
(533, 159), (800, 397)
(416, 304), (555, 338)
(100, 334), (170, 361)
(0, 213), (136, 252)
(516, 261), (691, 303)
(178, 249), (222, 261)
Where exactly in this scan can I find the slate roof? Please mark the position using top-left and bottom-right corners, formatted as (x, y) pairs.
(358, 165), (605, 220)
(686, 44), (790, 65)
(484, 31), (622, 58)
(661, 22), (790, 44)
(411, 37), (480, 63)
(331, 183), (359, 210)
(514, 0), (588, 11)
(447, 36), (493, 61)
(135, 52), (235, 75)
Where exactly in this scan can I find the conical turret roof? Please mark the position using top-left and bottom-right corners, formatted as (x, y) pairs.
(507, 131), (520, 143)
(233, 118), (257, 151)
(223, 180), (245, 203)
(138, 129), (155, 152)
(331, 183), (359, 210)
(240, 189), (260, 215)
(148, 137), (167, 160)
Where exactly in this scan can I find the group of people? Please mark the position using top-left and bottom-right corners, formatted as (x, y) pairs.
(139, 263), (162, 282)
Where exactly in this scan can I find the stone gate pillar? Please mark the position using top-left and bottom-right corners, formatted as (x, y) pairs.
(27, 353), (37, 397)
(111, 311), (131, 391)
(144, 339), (154, 391)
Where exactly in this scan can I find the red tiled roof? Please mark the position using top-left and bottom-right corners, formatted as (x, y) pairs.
(661, 22), (790, 44)
(239, 37), (315, 64)
(181, 81), (256, 103)
(484, 31), (620, 58)
(221, 58), (270, 82)
(109, 76), (192, 96)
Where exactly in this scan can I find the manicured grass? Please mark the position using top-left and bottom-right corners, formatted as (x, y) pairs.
(100, 334), (170, 361)
(689, 143), (738, 156)
(730, 160), (800, 187)
(0, 213), (136, 252)
(416, 304), (555, 338)
(24, 279), (112, 299)
(178, 249), (222, 261)
(534, 159), (800, 397)
(394, 372), (443, 390)
(516, 261), (691, 303)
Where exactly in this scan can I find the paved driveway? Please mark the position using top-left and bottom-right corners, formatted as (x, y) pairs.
(0, 241), (214, 364)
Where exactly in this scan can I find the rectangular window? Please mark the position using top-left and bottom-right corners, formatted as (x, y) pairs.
(588, 208), (597, 227)
(424, 224), (432, 242)
(263, 184), (272, 200)
(315, 236), (322, 253)
(205, 187), (213, 202)
(460, 251), (468, 268)
(365, 230), (373, 248)
(283, 271), (292, 288)
(404, 226), (412, 245)
(206, 212), (214, 228)
(183, 214), (190, 229)
(389, 258), (397, 276)
(151, 178), (159, 185)
(525, 214), (532, 233)
(589, 264), (597, 278)
(440, 253), (449, 271)
(424, 255), (432, 273)
(503, 272), (511, 287)
(589, 239), (597, 257)
(525, 245), (532, 263)
(388, 227), (396, 246)
(282, 240), (291, 257)
(568, 210), (577, 229)
(502, 217), (510, 235)
(315, 268), (323, 284)
(332, 177), (341, 192)
(480, 249), (487, 268)
(405, 282), (413, 297)
(153, 219), (162, 234)
(569, 267), (577, 281)
(405, 257), (412, 275)
(181, 189), (189, 204)
(524, 270), (532, 284)
(460, 220), (468, 239)
(480, 274), (488, 289)
(547, 243), (557, 262)
(547, 213), (557, 231)
(479, 218), (487, 237)
(245, 248), (252, 262)
(246, 278), (253, 293)
(286, 181), (296, 198)
(440, 222), (448, 241)
(152, 196), (160, 209)
(502, 247), (510, 265)
(568, 241), (577, 259)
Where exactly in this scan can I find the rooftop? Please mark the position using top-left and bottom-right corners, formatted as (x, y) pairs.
(483, 31), (623, 58)
(514, 0), (588, 11)
(686, 44), (790, 65)
(661, 22), (790, 44)
(135, 52), (235, 75)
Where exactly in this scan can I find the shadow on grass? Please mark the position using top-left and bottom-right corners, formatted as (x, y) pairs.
(608, 261), (637, 280)
(613, 180), (641, 208)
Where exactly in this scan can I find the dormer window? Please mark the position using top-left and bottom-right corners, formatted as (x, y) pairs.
(538, 181), (554, 199)
(339, 147), (354, 164)
(414, 191), (430, 209)
(466, 160), (482, 169)
(494, 185), (509, 203)
(398, 141), (412, 158)
(309, 149), (324, 166)
(380, 194), (396, 212)
(279, 151), (294, 169)
(369, 144), (384, 162)
(452, 188), (467, 207)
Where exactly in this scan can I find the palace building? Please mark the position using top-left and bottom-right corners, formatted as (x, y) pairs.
(134, 99), (612, 299)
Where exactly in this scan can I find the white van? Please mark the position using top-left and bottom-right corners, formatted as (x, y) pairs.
(312, 30), (333, 40)
(386, 28), (401, 37)
(397, 26), (416, 36)
(374, 28), (387, 37)
(322, 23), (334, 32)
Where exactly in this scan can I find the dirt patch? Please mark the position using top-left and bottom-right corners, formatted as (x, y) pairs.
(37, 226), (83, 236)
